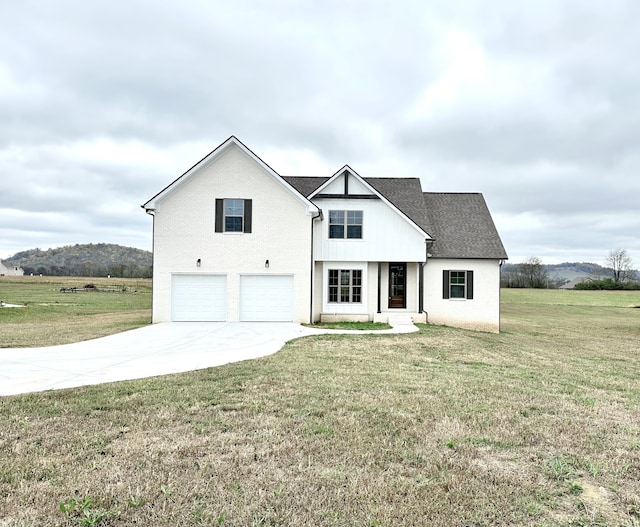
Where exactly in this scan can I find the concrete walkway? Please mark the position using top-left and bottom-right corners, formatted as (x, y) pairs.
(0, 321), (418, 396)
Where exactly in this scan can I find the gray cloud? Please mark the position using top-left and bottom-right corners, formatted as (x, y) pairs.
(0, 0), (638, 265)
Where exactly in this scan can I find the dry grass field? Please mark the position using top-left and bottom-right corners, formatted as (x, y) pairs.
(0, 276), (151, 347)
(0, 288), (639, 526)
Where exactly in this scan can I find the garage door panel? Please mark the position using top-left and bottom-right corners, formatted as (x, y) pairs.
(240, 275), (293, 321)
(172, 274), (226, 321)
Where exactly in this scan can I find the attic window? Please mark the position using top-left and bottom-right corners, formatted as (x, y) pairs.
(215, 199), (252, 233)
(224, 199), (244, 232)
(329, 210), (362, 239)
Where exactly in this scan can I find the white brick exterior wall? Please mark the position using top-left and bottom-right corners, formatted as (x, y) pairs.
(151, 144), (313, 323)
(424, 258), (502, 332)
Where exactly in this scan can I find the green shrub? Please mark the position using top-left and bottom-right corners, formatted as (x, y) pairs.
(574, 278), (640, 290)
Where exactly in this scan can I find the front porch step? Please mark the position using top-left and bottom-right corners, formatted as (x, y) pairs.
(386, 313), (416, 326)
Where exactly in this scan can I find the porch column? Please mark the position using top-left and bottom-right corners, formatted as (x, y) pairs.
(377, 262), (382, 314)
(418, 262), (424, 313)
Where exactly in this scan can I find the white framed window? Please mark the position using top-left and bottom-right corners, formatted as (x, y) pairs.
(329, 210), (363, 239)
(224, 199), (244, 232)
(443, 270), (474, 300)
(215, 199), (252, 233)
(328, 269), (362, 303)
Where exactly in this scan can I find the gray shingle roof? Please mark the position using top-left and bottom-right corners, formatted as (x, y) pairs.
(282, 176), (507, 260)
(422, 193), (508, 259)
(364, 178), (431, 237)
(282, 176), (328, 197)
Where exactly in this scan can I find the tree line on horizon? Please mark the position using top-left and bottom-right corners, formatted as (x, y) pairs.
(4, 243), (152, 278)
(501, 249), (640, 290)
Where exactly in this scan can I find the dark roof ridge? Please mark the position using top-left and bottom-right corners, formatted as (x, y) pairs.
(424, 191), (483, 195)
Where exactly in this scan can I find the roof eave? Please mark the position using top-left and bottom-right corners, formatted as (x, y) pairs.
(142, 136), (319, 214)
(310, 167), (431, 239)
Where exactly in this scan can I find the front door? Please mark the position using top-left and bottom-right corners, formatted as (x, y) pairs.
(388, 263), (406, 308)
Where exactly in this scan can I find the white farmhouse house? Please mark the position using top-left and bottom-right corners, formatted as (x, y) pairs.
(143, 136), (508, 332)
(0, 261), (24, 276)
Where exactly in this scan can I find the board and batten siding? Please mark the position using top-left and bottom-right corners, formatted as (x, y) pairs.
(312, 198), (427, 263)
(151, 144), (313, 323)
(424, 258), (502, 333)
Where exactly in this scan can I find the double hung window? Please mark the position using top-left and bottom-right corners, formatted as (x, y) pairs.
(329, 210), (362, 239)
(443, 270), (474, 300)
(328, 269), (362, 303)
(215, 199), (252, 233)
(449, 271), (467, 298)
(224, 199), (244, 232)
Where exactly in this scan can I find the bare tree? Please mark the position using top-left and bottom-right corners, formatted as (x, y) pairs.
(605, 248), (634, 284)
(518, 256), (549, 288)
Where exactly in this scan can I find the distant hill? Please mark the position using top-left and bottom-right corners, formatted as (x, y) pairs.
(545, 262), (611, 282)
(4, 243), (152, 278)
(501, 261), (639, 288)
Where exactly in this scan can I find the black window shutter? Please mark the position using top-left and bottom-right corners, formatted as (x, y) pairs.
(467, 270), (474, 300)
(442, 270), (450, 299)
(215, 199), (223, 232)
(243, 199), (252, 233)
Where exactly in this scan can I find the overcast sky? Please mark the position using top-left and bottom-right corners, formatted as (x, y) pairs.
(1, 1), (638, 265)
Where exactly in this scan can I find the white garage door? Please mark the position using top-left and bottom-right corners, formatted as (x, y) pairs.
(171, 274), (227, 321)
(240, 275), (294, 321)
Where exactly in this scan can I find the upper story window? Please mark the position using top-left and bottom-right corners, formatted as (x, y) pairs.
(215, 198), (252, 233)
(224, 199), (244, 232)
(329, 210), (363, 239)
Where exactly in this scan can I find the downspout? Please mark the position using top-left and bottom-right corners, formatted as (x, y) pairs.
(422, 239), (434, 323)
(310, 208), (323, 324)
(499, 259), (505, 332)
(377, 262), (382, 314)
(143, 206), (156, 324)
(418, 262), (424, 314)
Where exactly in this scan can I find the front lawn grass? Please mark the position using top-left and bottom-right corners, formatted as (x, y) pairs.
(0, 276), (151, 347)
(1, 289), (639, 526)
(304, 321), (392, 330)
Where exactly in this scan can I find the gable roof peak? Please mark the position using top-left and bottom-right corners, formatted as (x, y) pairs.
(331, 164), (361, 178)
(142, 135), (318, 214)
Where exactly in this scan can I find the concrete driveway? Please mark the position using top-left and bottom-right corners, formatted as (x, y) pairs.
(0, 321), (417, 396)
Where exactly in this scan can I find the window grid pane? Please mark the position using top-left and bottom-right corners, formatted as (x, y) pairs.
(450, 271), (466, 298)
(329, 210), (344, 223)
(329, 210), (345, 239)
(347, 211), (362, 224)
(328, 269), (362, 303)
(329, 287), (338, 302)
(224, 199), (244, 232)
(225, 216), (243, 232)
(347, 210), (362, 239)
(347, 225), (362, 239)
(352, 287), (361, 303)
(329, 225), (345, 239)
(329, 210), (362, 239)
(450, 285), (465, 298)
(224, 199), (244, 216)
(340, 286), (350, 302)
